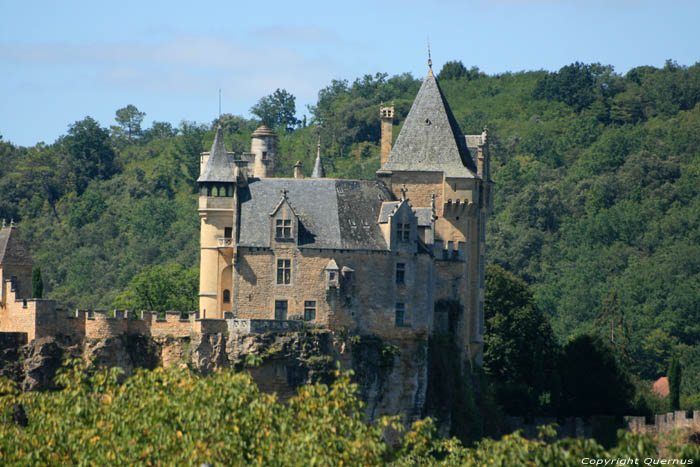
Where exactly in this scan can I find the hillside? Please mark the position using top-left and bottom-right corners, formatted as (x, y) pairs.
(0, 59), (698, 391)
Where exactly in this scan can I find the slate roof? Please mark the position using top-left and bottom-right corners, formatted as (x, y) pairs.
(237, 178), (394, 250)
(381, 70), (477, 178)
(0, 226), (33, 265)
(198, 125), (237, 183)
(378, 202), (432, 227)
(414, 208), (433, 227)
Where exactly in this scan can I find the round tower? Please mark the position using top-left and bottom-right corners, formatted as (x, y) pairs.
(197, 125), (236, 319)
(251, 125), (277, 178)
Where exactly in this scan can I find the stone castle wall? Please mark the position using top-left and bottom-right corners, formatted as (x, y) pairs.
(626, 411), (700, 434)
(0, 281), (304, 343)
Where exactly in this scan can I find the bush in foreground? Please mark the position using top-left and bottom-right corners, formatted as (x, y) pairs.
(1, 362), (699, 465)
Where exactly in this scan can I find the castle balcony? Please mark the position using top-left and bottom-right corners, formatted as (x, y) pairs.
(199, 196), (234, 210)
(217, 237), (233, 249)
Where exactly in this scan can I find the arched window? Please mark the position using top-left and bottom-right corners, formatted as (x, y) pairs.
(223, 289), (231, 303)
(212, 186), (220, 197)
(200, 186), (207, 196)
(226, 185), (234, 197)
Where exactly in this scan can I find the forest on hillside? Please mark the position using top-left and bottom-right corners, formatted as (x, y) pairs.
(0, 59), (699, 405)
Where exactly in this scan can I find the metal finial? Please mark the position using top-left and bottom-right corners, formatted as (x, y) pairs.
(427, 40), (432, 71)
(218, 88), (222, 118)
(281, 188), (288, 199)
(10, 218), (15, 228)
(316, 134), (321, 158)
(400, 184), (408, 201)
(430, 192), (437, 220)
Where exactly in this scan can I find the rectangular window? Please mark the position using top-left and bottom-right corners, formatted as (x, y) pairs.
(275, 300), (287, 320)
(224, 227), (232, 239)
(395, 303), (405, 327)
(397, 223), (410, 241)
(304, 301), (316, 321)
(277, 259), (291, 284)
(276, 219), (292, 238)
(395, 263), (405, 284)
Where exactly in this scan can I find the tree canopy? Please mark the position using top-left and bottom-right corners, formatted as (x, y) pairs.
(250, 88), (300, 130)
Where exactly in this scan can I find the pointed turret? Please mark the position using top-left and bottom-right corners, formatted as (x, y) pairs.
(0, 222), (33, 267)
(311, 137), (325, 178)
(198, 125), (236, 182)
(380, 70), (477, 177)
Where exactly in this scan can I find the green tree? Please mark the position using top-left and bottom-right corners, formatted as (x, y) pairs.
(250, 89), (299, 129)
(113, 264), (198, 312)
(533, 62), (597, 112)
(31, 267), (43, 299)
(143, 121), (175, 142)
(668, 357), (682, 411)
(484, 264), (561, 415)
(595, 290), (629, 362)
(560, 335), (635, 417)
(113, 105), (145, 142)
(62, 117), (119, 195)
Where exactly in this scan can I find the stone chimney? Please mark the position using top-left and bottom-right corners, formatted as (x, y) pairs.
(293, 161), (305, 179)
(380, 103), (394, 167)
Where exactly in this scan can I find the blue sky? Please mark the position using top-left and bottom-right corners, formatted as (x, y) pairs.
(1, 0), (698, 147)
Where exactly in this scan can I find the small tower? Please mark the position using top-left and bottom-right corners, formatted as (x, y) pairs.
(293, 161), (305, 179)
(380, 103), (394, 167)
(197, 125), (237, 319)
(0, 220), (34, 304)
(311, 136), (325, 178)
(251, 125), (277, 178)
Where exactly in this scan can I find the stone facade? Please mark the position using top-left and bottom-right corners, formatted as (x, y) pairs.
(197, 66), (491, 367)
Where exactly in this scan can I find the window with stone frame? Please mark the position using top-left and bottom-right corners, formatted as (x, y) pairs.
(395, 302), (406, 327)
(223, 289), (231, 303)
(276, 219), (292, 239)
(397, 223), (410, 242)
(277, 259), (291, 285)
(304, 301), (316, 321)
(395, 263), (406, 284)
(275, 300), (288, 320)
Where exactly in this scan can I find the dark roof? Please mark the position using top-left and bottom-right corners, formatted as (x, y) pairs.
(414, 207), (433, 226)
(381, 71), (477, 178)
(378, 202), (432, 227)
(311, 154), (325, 178)
(0, 226), (33, 265)
(237, 179), (394, 250)
(198, 125), (236, 183)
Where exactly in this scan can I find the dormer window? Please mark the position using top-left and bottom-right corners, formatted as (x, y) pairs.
(325, 259), (340, 289)
(397, 223), (410, 242)
(276, 219), (292, 239)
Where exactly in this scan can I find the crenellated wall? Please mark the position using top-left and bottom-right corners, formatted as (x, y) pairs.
(0, 290), (312, 342)
(626, 411), (700, 434)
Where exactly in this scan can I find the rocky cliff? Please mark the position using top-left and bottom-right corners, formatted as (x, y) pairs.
(0, 329), (429, 423)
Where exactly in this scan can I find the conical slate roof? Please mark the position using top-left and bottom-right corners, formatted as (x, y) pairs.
(197, 125), (236, 183)
(0, 224), (33, 265)
(381, 70), (477, 178)
(311, 153), (325, 178)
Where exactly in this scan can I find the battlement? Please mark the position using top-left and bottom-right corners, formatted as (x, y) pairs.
(433, 240), (466, 261)
(0, 284), (310, 343)
(626, 411), (700, 434)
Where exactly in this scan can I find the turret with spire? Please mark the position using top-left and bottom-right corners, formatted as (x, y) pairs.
(311, 135), (325, 178)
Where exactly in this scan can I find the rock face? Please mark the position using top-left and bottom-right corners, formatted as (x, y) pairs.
(0, 330), (430, 423)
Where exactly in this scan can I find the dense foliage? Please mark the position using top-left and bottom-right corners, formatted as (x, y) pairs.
(1, 363), (698, 465)
(1, 58), (698, 398)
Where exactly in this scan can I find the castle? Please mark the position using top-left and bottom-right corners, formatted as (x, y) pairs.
(0, 63), (491, 368)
